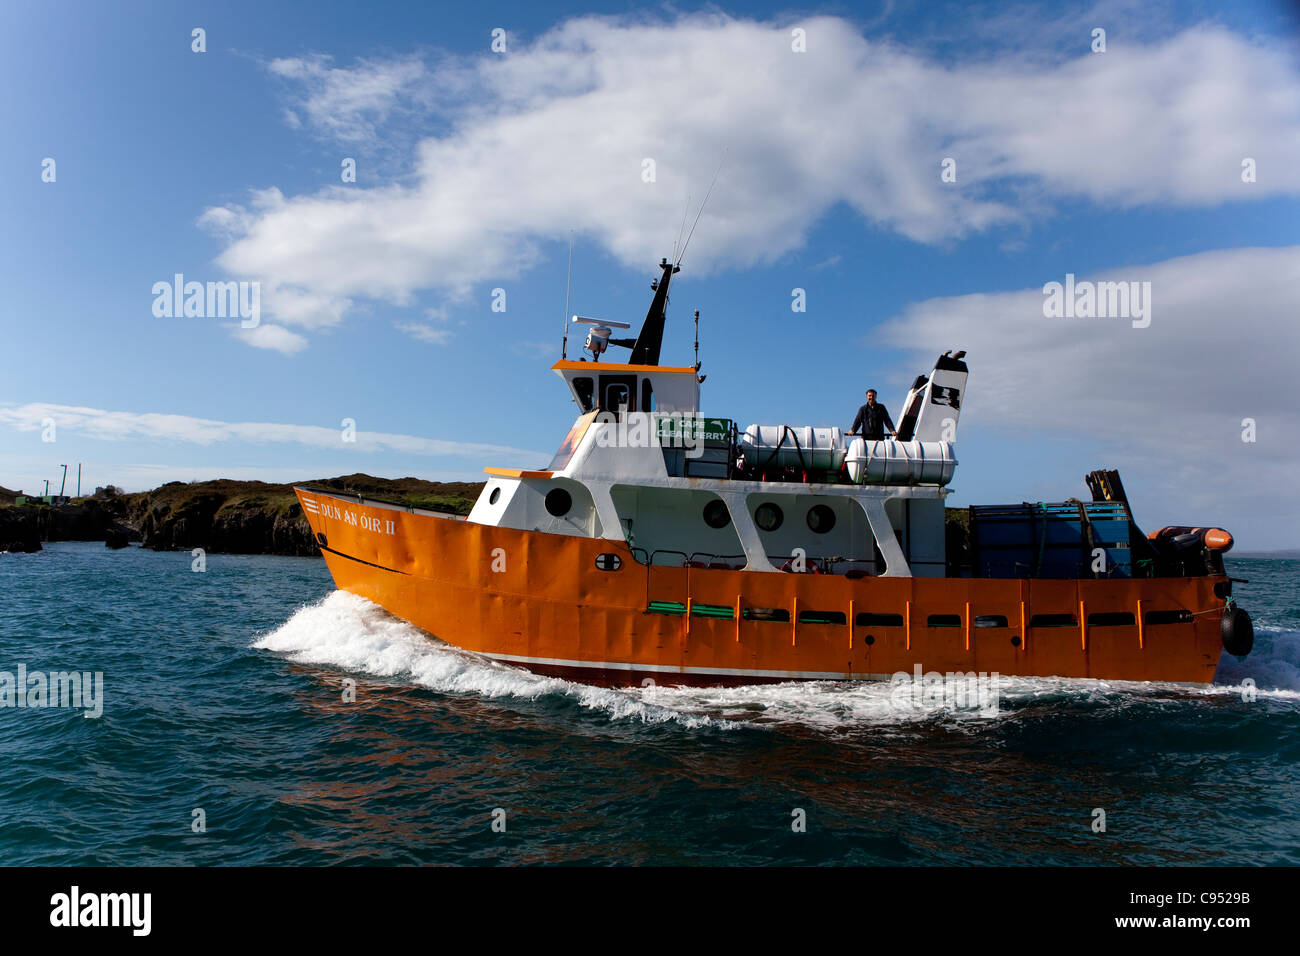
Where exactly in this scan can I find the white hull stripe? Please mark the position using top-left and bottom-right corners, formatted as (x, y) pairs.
(481, 650), (892, 682)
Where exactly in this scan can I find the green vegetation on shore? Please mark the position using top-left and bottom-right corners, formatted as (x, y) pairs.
(0, 474), (486, 555)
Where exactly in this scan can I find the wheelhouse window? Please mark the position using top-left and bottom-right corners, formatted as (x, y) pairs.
(598, 374), (637, 418)
(547, 411), (598, 471)
(573, 377), (595, 412)
(606, 383), (630, 411)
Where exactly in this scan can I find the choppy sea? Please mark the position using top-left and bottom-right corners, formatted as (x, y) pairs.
(1, 542), (1296, 865)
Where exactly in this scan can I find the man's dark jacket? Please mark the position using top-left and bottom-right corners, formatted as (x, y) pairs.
(851, 402), (895, 440)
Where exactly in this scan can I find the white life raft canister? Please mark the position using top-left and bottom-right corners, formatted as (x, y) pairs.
(844, 438), (956, 485)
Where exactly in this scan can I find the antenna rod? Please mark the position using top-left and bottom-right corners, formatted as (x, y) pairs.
(694, 309), (700, 372)
(676, 151), (726, 268)
(673, 193), (691, 263)
(561, 232), (574, 359)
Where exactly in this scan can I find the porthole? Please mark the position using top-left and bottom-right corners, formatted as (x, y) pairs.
(806, 504), (836, 534)
(545, 488), (572, 517)
(703, 499), (731, 529)
(489, 487), (501, 505)
(754, 502), (784, 532)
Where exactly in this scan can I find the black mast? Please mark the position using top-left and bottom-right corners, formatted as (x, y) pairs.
(628, 258), (679, 366)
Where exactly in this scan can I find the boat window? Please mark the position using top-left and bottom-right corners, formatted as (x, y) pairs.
(1088, 612), (1136, 627)
(546, 411), (598, 471)
(974, 615), (1008, 628)
(806, 504), (836, 534)
(754, 502), (784, 532)
(598, 373), (637, 416)
(1144, 609), (1193, 625)
(641, 378), (655, 412)
(702, 499), (731, 529)
(856, 612), (904, 627)
(545, 488), (573, 517)
(573, 377), (595, 412)
(928, 614), (962, 628)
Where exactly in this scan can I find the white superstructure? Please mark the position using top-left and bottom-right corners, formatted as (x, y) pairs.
(467, 258), (968, 578)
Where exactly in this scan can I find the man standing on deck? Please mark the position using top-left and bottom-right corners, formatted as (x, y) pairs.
(849, 389), (896, 440)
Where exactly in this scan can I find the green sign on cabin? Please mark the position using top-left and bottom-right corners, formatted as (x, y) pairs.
(656, 416), (732, 443)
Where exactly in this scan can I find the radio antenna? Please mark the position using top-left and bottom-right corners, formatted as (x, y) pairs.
(693, 309), (701, 374)
(673, 193), (691, 264)
(561, 231), (574, 359)
(676, 151), (725, 269)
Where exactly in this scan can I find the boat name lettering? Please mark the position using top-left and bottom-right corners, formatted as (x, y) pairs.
(318, 502), (396, 535)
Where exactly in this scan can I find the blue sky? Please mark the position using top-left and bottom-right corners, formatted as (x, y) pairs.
(2, 0), (1298, 547)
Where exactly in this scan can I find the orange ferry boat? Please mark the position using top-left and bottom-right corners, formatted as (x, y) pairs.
(295, 257), (1253, 687)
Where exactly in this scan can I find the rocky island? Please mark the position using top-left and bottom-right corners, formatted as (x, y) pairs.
(0, 475), (482, 555)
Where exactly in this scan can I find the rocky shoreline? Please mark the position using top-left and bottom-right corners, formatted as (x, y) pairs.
(2, 477), (977, 565)
(0, 475), (483, 556)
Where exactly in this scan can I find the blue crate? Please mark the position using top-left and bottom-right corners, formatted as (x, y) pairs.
(970, 501), (1133, 578)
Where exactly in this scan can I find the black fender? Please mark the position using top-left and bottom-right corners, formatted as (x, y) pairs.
(1221, 606), (1254, 657)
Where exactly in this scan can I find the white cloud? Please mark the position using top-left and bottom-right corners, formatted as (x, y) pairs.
(395, 321), (453, 345)
(203, 15), (1300, 346)
(0, 403), (544, 462)
(233, 323), (309, 354)
(267, 53), (433, 144)
(878, 244), (1300, 541)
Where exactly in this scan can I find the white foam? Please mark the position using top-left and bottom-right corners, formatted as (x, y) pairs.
(254, 591), (1300, 731)
(1213, 623), (1300, 694)
(253, 591), (726, 729)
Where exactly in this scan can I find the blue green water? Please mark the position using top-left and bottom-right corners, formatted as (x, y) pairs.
(1, 542), (1296, 865)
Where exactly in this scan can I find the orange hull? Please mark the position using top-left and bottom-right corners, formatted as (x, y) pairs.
(296, 489), (1225, 686)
